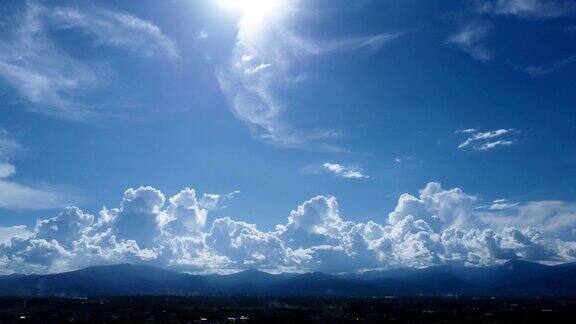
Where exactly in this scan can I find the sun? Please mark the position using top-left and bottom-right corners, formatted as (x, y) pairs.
(217, 0), (284, 32)
(217, 0), (272, 12)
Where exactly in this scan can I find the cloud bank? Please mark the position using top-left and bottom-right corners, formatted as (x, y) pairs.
(1, 182), (575, 275)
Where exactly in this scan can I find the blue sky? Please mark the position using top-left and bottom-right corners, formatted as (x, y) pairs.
(0, 0), (576, 274)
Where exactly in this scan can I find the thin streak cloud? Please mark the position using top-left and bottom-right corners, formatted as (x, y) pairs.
(516, 55), (576, 76)
(217, 0), (399, 149)
(457, 128), (517, 151)
(0, 2), (178, 121)
(477, 0), (576, 19)
(0, 131), (74, 211)
(322, 162), (368, 179)
(447, 21), (493, 62)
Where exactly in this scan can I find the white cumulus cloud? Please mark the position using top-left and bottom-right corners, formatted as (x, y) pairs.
(1, 182), (575, 274)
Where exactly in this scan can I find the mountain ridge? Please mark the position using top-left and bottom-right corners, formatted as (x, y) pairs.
(1, 261), (575, 297)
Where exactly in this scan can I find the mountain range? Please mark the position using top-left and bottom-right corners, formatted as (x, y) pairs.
(1, 260), (575, 297)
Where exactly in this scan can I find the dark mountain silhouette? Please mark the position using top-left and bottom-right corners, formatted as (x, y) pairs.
(264, 272), (381, 296)
(1, 261), (575, 297)
(489, 261), (576, 296)
(202, 269), (297, 295)
(372, 271), (475, 295)
(0, 264), (209, 296)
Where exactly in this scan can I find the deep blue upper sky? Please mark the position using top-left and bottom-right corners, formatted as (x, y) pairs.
(0, 0), (575, 273)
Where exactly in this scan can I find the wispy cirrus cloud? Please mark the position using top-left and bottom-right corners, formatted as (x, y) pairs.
(217, 0), (399, 150)
(301, 162), (368, 179)
(198, 190), (241, 210)
(516, 55), (576, 76)
(454, 1), (575, 73)
(0, 180), (74, 211)
(477, 199), (576, 238)
(478, 198), (520, 210)
(0, 130), (74, 211)
(476, 0), (576, 19)
(0, 129), (24, 161)
(322, 162), (368, 179)
(50, 6), (179, 60)
(456, 128), (517, 151)
(476, 139), (514, 150)
(0, 3), (101, 120)
(0, 2), (177, 121)
(455, 128), (478, 134)
(447, 21), (493, 62)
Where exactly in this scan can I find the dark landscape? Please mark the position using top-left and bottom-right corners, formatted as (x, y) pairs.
(1, 260), (575, 297)
(1, 261), (576, 322)
(1, 296), (576, 323)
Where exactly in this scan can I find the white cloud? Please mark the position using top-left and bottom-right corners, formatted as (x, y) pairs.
(241, 54), (255, 62)
(163, 188), (207, 236)
(50, 6), (179, 60)
(0, 3), (103, 120)
(0, 226), (30, 244)
(286, 195), (343, 237)
(488, 199), (519, 210)
(207, 217), (293, 270)
(196, 30), (209, 40)
(113, 186), (165, 248)
(478, 200), (576, 239)
(217, 0), (399, 149)
(0, 180), (73, 211)
(447, 21), (493, 62)
(35, 207), (94, 248)
(243, 62), (272, 74)
(516, 55), (576, 76)
(0, 131), (73, 211)
(476, 140), (514, 150)
(455, 128), (477, 134)
(388, 182), (477, 230)
(0, 2), (177, 120)
(457, 128), (516, 151)
(1, 182), (575, 274)
(320, 33), (400, 53)
(322, 163), (368, 179)
(393, 156), (413, 164)
(477, 0), (576, 19)
(198, 190), (240, 210)
(0, 130), (24, 161)
(0, 163), (16, 178)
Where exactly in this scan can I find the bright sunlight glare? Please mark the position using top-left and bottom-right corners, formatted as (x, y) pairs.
(217, 0), (275, 12)
(217, 0), (286, 36)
